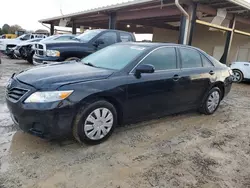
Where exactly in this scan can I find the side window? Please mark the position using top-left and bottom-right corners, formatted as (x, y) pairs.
(31, 35), (34, 39)
(140, 47), (177, 71)
(22, 34), (31, 40)
(201, 54), (213, 67)
(120, 33), (133, 42)
(96, 32), (117, 48)
(180, 48), (202, 68)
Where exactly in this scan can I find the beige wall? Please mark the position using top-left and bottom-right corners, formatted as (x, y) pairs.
(152, 23), (250, 63)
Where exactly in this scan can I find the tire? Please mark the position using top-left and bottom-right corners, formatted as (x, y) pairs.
(232, 69), (243, 83)
(65, 57), (80, 62)
(73, 100), (117, 145)
(27, 52), (34, 64)
(200, 87), (221, 115)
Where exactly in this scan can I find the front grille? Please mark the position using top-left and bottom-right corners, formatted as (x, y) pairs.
(7, 88), (28, 102)
(38, 44), (43, 49)
(34, 43), (46, 56)
(6, 44), (16, 49)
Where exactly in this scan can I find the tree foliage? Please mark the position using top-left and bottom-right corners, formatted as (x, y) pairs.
(1, 24), (24, 34)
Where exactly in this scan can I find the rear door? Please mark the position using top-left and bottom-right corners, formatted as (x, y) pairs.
(124, 47), (182, 120)
(176, 47), (215, 109)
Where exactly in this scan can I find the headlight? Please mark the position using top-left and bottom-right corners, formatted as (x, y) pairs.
(46, 50), (60, 57)
(24, 90), (73, 103)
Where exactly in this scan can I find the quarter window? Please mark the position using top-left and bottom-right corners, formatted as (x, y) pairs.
(120, 33), (133, 42)
(139, 47), (177, 71)
(201, 54), (213, 67)
(180, 48), (202, 68)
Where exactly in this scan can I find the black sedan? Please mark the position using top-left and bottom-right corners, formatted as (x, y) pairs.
(6, 43), (233, 144)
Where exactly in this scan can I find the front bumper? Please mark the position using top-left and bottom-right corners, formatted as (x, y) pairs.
(33, 55), (64, 65)
(6, 78), (76, 139)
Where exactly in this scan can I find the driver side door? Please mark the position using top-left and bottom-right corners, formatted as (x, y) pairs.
(94, 31), (118, 51)
(124, 47), (182, 121)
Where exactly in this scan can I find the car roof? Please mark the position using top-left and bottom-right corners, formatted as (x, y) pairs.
(116, 42), (201, 49)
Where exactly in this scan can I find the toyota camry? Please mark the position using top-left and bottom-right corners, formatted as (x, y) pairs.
(6, 43), (233, 144)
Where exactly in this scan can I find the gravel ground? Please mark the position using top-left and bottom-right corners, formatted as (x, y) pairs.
(1, 57), (250, 188)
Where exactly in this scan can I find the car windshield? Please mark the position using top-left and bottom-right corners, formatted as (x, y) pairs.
(76, 30), (102, 42)
(81, 44), (148, 70)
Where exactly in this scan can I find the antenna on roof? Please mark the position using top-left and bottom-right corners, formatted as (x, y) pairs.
(60, 0), (64, 16)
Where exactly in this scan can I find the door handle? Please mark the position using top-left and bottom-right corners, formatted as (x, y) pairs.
(173, 74), (180, 81)
(209, 70), (215, 75)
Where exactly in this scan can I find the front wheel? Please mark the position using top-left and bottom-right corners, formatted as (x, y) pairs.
(73, 100), (117, 145)
(200, 87), (221, 115)
(232, 69), (243, 83)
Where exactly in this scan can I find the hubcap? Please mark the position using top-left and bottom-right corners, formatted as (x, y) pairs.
(84, 108), (113, 140)
(233, 71), (241, 82)
(207, 91), (220, 113)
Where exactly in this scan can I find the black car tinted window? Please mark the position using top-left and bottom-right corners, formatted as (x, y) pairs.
(96, 32), (117, 47)
(82, 45), (147, 70)
(180, 48), (202, 68)
(140, 47), (177, 70)
(120, 33), (133, 42)
(201, 54), (214, 67)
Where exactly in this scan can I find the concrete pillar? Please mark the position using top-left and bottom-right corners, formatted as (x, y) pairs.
(72, 21), (77, 34)
(188, 4), (197, 45)
(220, 16), (236, 64)
(109, 12), (117, 29)
(50, 23), (54, 35)
(178, 15), (187, 44)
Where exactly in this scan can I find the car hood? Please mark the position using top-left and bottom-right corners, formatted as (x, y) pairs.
(16, 61), (114, 89)
(0, 39), (21, 45)
(43, 40), (83, 49)
(18, 40), (40, 47)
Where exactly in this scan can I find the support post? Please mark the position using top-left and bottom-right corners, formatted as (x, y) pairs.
(188, 3), (197, 45)
(220, 16), (236, 64)
(109, 12), (117, 29)
(50, 23), (54, 35)
(72, 21), (77, 34)
(178, 15), (186, 44)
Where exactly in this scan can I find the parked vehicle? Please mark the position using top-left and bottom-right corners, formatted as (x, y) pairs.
(33, 29), (136, 65)
(0, 34), (17, 39)
(230, 61), (250, 82)
(13, 38), (42, 63)
(14, 34), (76, 64)
(0, 34), (46, 58)
(6, 43), (233, 144)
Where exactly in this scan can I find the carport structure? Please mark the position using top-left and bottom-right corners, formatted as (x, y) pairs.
(39, 0), (250, 64)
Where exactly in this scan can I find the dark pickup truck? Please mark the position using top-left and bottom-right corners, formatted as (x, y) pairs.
(33, 29), (136, 65)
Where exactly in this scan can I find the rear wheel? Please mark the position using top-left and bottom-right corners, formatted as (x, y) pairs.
(73, 100), (117, 145)
(200, 87), (221, 115)
(232, 69), (243, 83)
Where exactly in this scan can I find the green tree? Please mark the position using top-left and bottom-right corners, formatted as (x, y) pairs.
(2, 24), (10, 34)
(0, 28), (2, 35)
(8, 25), (23, 34)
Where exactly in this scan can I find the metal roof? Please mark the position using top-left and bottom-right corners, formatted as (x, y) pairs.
(39, 0), (156, 23)
(39, 0), (250, 23)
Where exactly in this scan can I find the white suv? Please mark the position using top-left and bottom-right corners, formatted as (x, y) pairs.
(0, 34), (46, 53)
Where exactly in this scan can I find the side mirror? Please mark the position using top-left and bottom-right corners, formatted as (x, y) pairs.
(135, 64), (155, 78)
(93, 38), (104, 47)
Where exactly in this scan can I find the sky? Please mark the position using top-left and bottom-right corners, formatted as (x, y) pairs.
(1, 0), (250, 31)
(0, 0), (129, 31)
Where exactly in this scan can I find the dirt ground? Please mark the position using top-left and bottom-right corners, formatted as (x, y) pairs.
(0, 57), (250, 188)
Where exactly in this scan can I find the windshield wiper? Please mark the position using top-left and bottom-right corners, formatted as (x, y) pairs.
(84, 62), (96, 67)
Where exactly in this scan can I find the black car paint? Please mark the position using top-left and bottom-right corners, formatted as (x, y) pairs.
(6, 43), (233, 139)
(33, 29), (136, 64)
